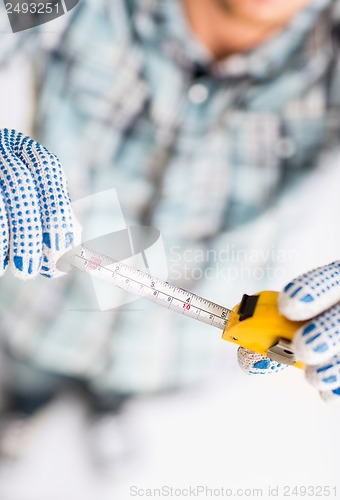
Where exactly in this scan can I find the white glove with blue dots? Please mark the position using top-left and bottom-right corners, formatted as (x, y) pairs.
(238, 262), (340, 402)
(0, 129), (80, 279)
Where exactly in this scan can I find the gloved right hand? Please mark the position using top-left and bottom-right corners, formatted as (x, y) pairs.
(238, 261), (340, 403)
(0, 128), (81, 279)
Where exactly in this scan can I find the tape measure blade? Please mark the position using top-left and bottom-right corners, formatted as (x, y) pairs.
(70, 246), (230, 330)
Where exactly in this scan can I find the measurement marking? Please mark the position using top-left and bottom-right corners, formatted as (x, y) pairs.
(71, 247), (231, 330)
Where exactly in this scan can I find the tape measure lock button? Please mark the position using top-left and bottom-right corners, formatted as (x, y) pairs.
(237, 294), (260, 321)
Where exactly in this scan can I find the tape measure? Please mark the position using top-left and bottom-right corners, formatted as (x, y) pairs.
(63, 245), (305, 369)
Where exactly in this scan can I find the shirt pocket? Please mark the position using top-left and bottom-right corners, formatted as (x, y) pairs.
(63, 44), (149, 131)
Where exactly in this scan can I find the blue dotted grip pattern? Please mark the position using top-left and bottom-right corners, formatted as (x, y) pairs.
(0, 129), (80, 279)
(278, 262), (340, 402)
(279, 261), (340, 321)
(239, 263), (340, 402)
(237, 347), (288, 376)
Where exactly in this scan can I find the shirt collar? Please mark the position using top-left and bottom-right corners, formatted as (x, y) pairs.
(135, 0), (335, 79)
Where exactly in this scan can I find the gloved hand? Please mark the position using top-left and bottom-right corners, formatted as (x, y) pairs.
(0, 128), (80, 279)
(237, 261), (340, 402)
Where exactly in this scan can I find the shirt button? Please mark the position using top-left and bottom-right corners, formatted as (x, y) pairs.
(188, 83), (209, 104)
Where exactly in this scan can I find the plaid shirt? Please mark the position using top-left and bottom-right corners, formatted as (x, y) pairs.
(0, 0), (339, 393)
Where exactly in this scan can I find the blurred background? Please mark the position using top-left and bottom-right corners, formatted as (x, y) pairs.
(0, 2), (340, 500)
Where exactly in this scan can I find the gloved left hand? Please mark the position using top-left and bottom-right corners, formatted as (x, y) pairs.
(237, 261), (340, 402)
(0, 128), (81, 279)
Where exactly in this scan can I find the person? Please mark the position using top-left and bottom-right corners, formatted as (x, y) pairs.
(0, 0), (340, 462)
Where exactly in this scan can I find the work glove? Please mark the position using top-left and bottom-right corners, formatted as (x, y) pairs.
(0, 128), (80, 279)
(238, 261), (340, 402)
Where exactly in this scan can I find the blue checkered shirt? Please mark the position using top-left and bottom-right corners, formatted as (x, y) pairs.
(0, 0), (339, 393)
